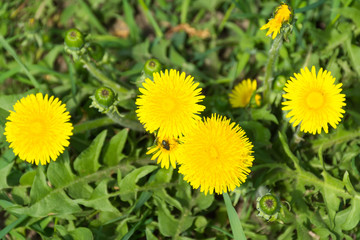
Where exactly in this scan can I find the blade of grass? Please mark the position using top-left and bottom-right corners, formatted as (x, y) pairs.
(294, 0), (326, 13)
(0, 215), (29, 239)
(78, 0), (107, 34)
(211, 225), (233, 238)
(219, 3), (235, 32)
(181, 0), (191, 24)
(0, 35), (41, 90)
(138, 0), (163, 38)
(223, 192), (246, 240)
(123, 0), (140, 42)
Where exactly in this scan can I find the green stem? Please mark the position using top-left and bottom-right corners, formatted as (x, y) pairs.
(80, 59), (130, 96)
(263, 34), (283, 104)
(73, 117), (116, 134)
(223, 192), (246, 240)
(106, 107), (145, 132)
(278, 131), (300, 170)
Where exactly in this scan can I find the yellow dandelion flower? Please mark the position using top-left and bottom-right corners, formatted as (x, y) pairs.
(147, 136), (181, 169)
(4, 93), (73, 165)
(177, 114), (254, 195)
(282, 66), (346, 134)
(229, 79), (258, 108)
(136, 69), (205, 138)
(260, 3), (292, 39)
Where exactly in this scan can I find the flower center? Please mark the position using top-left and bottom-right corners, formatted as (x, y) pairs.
(29, 119), (47, 137)
(209, 146), (220, 160)
(306, 91), (324, 109)
(162, 98), (175, 112)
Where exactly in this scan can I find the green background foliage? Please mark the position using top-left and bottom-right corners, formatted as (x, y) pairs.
(0, 0), (360, 239)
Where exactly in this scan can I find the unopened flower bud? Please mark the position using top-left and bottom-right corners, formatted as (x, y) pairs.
(144, 58), (162, 76)
(256, 193), (281, 222)
(95, 87), (115, 108)
(64, 28), (85, 50)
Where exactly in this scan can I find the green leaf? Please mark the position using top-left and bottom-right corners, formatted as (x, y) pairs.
(251, 106), (279, 124)
(337, 7), (360, 28)
(153, 189), (183, 212)
(30, 168), (51, 204)
(118, 165), (158, 202)
(47, 152), (76, 188)
(321, 170), (344, 227)
(103, 129), (128, 166)
(145, 228), (158, 240)
(338, 172), (360, 230)
(169, 46), (186, 67)
(0, 107), (9, 127)
(69, 227), (93, 240)
(240, 121), (271, 147)
(151, 39), (170, 64)
(12, 167), (82, 217)
(74, 130), (106, 176)
(48, 152), (93, 199)
(195, 192), (214, 211)
(76, 179), (120, 214)
(0, 91), (36, 112)
(0, 161), (13, 189)
(131, 40), (150, 62)
(156, 198), (194, 237)
(345, 41), (360, 76)
(296, 222), (311, 240)
(19, 170), (36, 186)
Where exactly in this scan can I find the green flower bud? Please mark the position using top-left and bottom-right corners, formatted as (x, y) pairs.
(256, 193), (281, 222)
(87, 42), (105, 61)
(144, 58), (162, 76)
(95, 87), (115, 108)
(64, 28), (85, 50)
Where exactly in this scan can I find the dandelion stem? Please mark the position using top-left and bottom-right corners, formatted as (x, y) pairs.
(263, 34), (283, 104)
(80, 59), (129, 95)
(107, 107), (145, 132)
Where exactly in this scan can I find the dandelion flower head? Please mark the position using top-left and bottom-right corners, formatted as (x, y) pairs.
(229, 79), (260, 108)
(4, 93), (73, 165)
(147, 136), (181, 169)
(260, 3), (292, 39)
(282, 66), (346, 134)
(177, 114), (254, 195)
(136, 69), (205, 138)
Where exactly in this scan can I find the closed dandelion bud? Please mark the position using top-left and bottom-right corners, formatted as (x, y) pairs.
(64, 28), (85, 50)
(95, 87), (115, 108)
(144, 58), (162, 76)
(88, 42), (105, 61)
(256, 193), (281, 222)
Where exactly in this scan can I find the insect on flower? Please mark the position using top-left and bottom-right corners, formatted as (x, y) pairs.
(161, 139), (170, 150)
